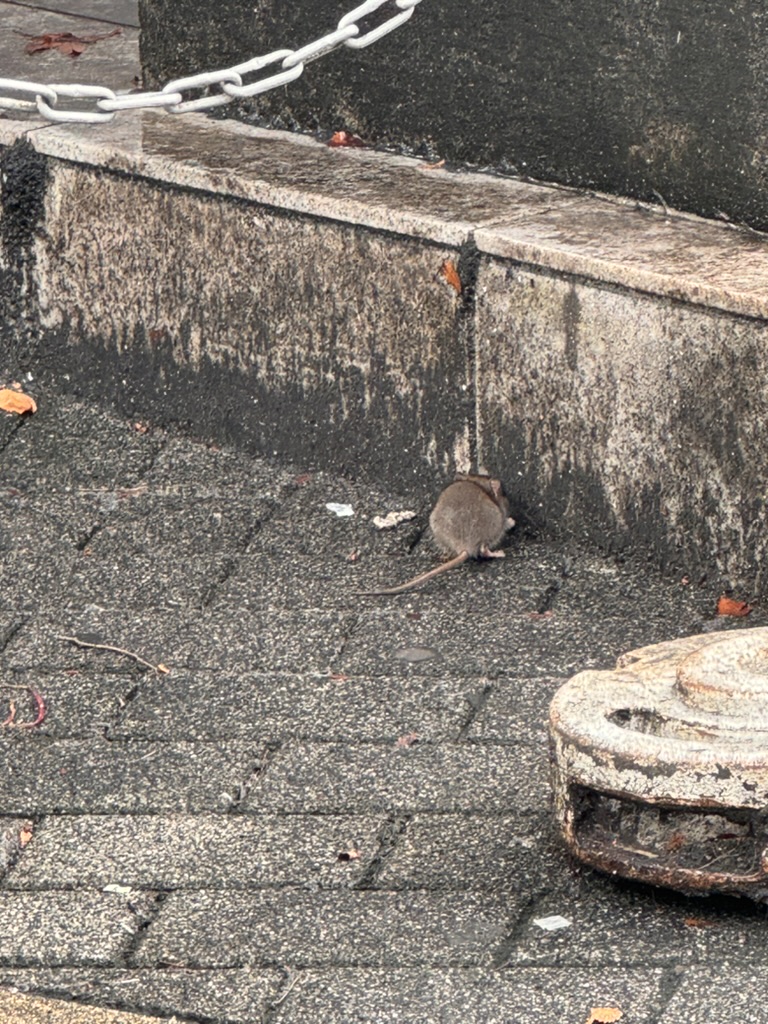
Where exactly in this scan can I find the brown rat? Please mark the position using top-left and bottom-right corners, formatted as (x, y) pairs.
(358, 473), (514, 596)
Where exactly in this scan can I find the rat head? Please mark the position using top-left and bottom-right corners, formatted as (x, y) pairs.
(453, 472), (511, 520)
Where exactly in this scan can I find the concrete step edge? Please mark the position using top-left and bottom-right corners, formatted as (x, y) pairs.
(1, 108), (767, 320)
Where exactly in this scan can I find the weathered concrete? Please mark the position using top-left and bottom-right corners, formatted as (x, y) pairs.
(476, 262), (768, 586)
(138, 0), (768, 231)
(3, 106), (768, 588)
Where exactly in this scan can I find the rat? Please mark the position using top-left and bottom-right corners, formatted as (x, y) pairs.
(358, 473), (515, 596)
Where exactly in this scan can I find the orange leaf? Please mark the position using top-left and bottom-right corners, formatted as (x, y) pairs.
(0, 388), (37, 415)
(439, 258), (462, 294)
(396, 731), (420, 748)
(586, 1009), (623, 1024)
(684, 917), (716, 928)
(18, 822), (33, 847)
(716, 595), (752, 617)
(328, 130), (366, 148)
(22, 27), (121, 57)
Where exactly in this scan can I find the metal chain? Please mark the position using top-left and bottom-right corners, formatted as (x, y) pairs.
(0, 0), (422, 124)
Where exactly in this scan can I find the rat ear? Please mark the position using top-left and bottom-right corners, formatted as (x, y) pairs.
(489, 478), (504, 504)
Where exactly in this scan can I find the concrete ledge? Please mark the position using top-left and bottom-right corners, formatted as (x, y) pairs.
(4, 111), (768, 318)
(3, 110), (768, 586)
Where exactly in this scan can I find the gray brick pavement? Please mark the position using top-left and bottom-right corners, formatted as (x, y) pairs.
(1, 391), (766, 1022)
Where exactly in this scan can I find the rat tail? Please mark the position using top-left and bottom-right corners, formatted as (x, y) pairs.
(356, 551), (470, 596)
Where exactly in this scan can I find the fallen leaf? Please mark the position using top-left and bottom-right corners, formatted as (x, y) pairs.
(716, 595), (752, 617)
(439, 258), (462, 294)
(419, 158), (446, 170)
(329, 672), (349, 682)
(294, 473), (313, 486)
(346, 550), (360, 563)
(156, 663), (170, 675)
(133, 422), (150, 434)
(328, 130), (366, 148)
(396, 731), (420, 748)
(337, 846), (361, 862)
(18, 822), (33, 847)
(526, 610), (553, 620)
(19, 27), (121, 58)
(684, 916), (717, 929)
(586, 1009), (623, 1024)
(0, 388), (37, 415)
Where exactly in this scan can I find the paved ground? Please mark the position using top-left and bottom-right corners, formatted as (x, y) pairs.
(4, 5), (768, 1021)
(0, 387), (766, 1024)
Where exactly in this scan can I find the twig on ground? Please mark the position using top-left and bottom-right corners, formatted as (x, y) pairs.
(56, 634), (170, 674)
(271, 972), (301, 1007)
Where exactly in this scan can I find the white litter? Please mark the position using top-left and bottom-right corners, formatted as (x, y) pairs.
(533, 914), (572, 932)
(326, 502), (355, 517)
(372, 510), (417, 530)
(103, 884), (133, 896)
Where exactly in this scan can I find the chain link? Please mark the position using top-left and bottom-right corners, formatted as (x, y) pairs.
(0, 0), (423, 124)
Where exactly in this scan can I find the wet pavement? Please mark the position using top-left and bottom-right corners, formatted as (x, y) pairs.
(0, 388), (766, 1024)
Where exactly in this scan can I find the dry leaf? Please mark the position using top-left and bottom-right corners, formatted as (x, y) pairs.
(586, 1009), (623, 1024)
(294, 473), (313, 486)
(18, 822), (34, 847)
(20, 27), (121, 58)
(0, 388), (37, 415)
(420, 158), (446, 170)
(716, 595), (752, 617)
(329, 672), (349, 682)
(439, 258), (462, 294)
(328, 130), (366, 148)
(337, 846), (361, 862)
(684, 916), (717, 929)
(156, 663), (170, 675)
(346, 550), (360, 563)
(396, 731), (420, 748)
(133, 422), (150, 434)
